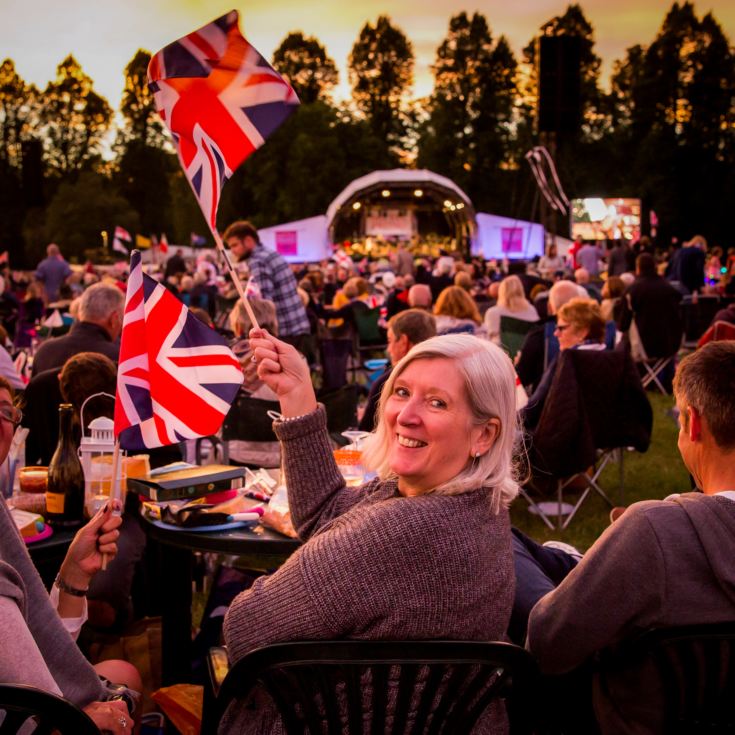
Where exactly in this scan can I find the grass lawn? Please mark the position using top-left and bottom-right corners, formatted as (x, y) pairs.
(510, 392), (691, 551)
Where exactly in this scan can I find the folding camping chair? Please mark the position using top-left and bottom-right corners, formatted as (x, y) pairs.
(521, 348), (652, 530)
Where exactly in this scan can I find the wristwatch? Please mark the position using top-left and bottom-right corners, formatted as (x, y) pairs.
(54, 573), (89, 597)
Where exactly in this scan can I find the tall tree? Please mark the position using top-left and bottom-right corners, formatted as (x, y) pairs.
(38, 55), (112, 175)
(348, 15), (414, 153)
(418, 13), (519, 210)
(607, 2), (735, 243)
(114, 49), (176, 237)
(0, 59), (36, 170)
(272, 32), (338, 104)
(118, 49), (166, 148)
(29, 170), (138, 261)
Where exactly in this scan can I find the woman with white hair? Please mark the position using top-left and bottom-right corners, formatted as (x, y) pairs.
(222, 331), (520, 732)
(483, 275), (539, 344)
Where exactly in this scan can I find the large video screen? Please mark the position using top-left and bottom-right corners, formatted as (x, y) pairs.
(571, 198), (641, 241)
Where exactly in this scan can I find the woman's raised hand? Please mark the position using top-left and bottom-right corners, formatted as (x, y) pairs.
(249, 328), (317, 418)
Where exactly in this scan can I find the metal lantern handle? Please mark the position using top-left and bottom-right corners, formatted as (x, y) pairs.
(79, 392), (116, 437)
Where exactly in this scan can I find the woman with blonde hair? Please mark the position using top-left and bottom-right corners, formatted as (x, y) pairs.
(222, 331), (520, 732)
(433, 285), (487, 337)
(483, 275), (539, 343)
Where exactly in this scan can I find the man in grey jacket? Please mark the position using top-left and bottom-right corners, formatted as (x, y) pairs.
(527, 341), (735, 734)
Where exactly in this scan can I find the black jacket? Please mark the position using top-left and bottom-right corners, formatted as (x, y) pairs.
(527, 349), (652, 479)
(617, 276), (683, 359)
(31, 322), (120, 376)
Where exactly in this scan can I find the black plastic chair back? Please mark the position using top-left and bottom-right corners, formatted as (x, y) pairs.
(598, 623), (735, 735)
(320, 339), (353, 392)
(352, 303), (386, 347)
(499, 316), (536, 360)
(207, 640), (538, 735)
(319, 384), (360, 436)
(681, 296), (721, 343)
(0, 685), (100, 734)
(222, 393), (280, 443)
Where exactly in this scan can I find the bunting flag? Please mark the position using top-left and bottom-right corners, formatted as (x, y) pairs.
(147, 10), (299, 232)
(136, 234), (152, 250)
(114, 250), (243, 450)
(113, 226), (132, 255)
(115, 226), (132, 242)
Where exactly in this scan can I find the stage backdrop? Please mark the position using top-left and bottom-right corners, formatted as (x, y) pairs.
(472, 213), (545, 261)
(257, 215), (331, 262)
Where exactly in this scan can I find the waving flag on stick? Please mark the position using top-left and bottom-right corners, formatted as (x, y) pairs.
(147, 10), (299, 232)
(147, 11), (299, 332)
(114, 250), (243, 451)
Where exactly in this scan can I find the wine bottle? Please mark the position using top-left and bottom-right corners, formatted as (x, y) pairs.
(46, 403), (85, 527)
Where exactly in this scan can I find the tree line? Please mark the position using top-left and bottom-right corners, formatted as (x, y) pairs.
(1, 2), (733, 267)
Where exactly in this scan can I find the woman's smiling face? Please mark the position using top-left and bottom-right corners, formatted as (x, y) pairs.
(383, 357), (481, 496)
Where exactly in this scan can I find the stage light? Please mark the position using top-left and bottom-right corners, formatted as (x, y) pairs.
(456, 203), (465, 210)
(352, 202), (361, 210)
(414, 189), (423, 197)
(443, 199), (452, 208)
(381, 189), (391, 197)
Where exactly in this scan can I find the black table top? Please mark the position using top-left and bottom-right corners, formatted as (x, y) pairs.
(140, 515), (302, 556)
(26, 527), (76, 561)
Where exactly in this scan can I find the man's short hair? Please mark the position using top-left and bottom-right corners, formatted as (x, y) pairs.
(674, 342), (735, 449)
(78, 283), (124, 322)
(407, 284), (432, 309)
(548, 280), (582, 313)
(223, 220), (260, 244)
(636, 253), (657, 277)
(389, 309), (436, 346)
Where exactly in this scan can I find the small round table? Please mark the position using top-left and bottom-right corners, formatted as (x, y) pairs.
(141, 517), (301, 684)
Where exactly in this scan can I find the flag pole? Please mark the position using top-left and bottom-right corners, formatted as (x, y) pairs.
(101, 440), (123, 571)
(212, 229), (261, 330)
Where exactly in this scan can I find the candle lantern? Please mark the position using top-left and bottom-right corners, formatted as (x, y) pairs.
(78, 393), (125, 517)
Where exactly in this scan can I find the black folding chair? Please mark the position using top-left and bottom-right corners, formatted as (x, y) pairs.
(196, 393), (280, 465)
(521, 348), (652, 529)
(0, 685), (100, 734)
(202, 639), (539, 735)
(597, 623), (735, 734)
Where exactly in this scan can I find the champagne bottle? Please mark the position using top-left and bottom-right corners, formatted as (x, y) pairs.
(46, 404), (85, 527)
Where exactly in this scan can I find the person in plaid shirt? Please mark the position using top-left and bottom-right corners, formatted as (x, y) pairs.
(224, 220), (310, 342)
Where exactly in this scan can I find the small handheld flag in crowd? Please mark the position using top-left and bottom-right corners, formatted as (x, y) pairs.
(159, 233), (169, 254)
(190, 233), (207, 248)
(112, 226), (132, 255)
(114, 250), (243, 451)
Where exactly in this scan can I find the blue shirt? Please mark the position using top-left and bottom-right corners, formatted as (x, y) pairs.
(35, 256), (72, 302)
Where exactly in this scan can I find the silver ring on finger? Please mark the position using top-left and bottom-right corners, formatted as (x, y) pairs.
(119, 715), (128, 729)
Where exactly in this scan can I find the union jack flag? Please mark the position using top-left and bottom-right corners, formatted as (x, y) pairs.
(114, 250), (243, 450)
(147, 11), (299, 232)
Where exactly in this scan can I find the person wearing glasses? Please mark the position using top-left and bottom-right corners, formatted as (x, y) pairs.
(522, 298), (606, 432)
(0, 377), (141, 734)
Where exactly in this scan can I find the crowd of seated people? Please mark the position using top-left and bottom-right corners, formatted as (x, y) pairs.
(0, 227), (734, 733)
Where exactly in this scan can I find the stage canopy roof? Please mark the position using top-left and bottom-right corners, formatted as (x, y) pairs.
(325, 168), (477, 241)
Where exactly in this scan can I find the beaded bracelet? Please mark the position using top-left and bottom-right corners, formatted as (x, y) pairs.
(54, 573), (89, 597)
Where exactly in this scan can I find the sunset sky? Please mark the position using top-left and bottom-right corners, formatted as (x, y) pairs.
(2, 0), (734, 108)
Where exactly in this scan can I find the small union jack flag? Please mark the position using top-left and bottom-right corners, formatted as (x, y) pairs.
(114, 250), (243, 450)
(147, 11), (299, 232)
